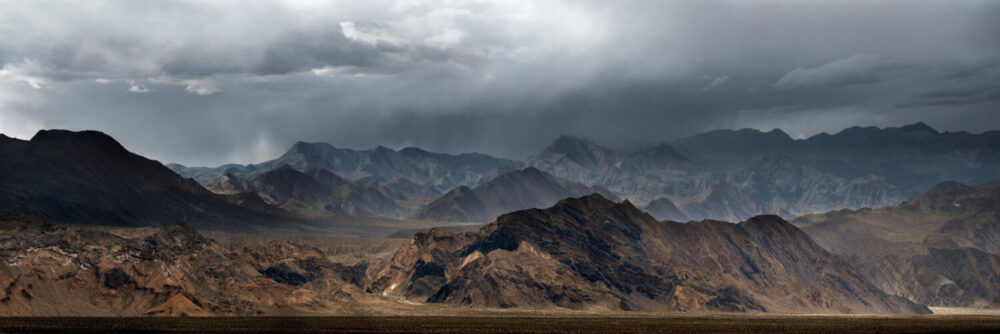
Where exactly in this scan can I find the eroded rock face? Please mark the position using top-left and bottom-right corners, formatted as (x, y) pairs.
(370, 195), (929, 314)
(0, 212), (364, 316)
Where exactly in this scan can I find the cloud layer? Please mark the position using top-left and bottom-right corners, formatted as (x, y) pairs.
(1, 0), (998, 165)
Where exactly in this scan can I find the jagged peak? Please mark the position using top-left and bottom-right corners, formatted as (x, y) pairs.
(832, 125), (880, 137)
(899, 122), (938, 134)
(551, 193), (619, 211)
(923, 180), (970, 195)
(284, 141), (338, 156)
(766, 128), (792, 140)
(621, 198), (638, 210)
(372, 144), (394, 153)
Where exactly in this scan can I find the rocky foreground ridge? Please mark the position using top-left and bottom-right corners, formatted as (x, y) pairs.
(0, 212), (373, 316)
(371, 194), (928, 314)
(0, 195), (931, 316)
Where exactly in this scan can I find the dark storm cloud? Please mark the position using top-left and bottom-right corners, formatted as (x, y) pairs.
(1, 0), (999, 165)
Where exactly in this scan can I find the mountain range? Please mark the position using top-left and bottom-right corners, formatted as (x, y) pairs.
(793, 181), (1000, 308)
(0, 196), (929, 315)
(169, 122), (1000, 222)
(370, 194), (927, 313)
(170, 141), (518, 193)
(1, 126), (997, 315)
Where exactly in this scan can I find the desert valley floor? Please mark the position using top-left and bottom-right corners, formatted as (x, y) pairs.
(2, 313), (1000, 334)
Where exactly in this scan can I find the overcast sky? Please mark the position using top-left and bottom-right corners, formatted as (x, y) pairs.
(1, 0), (998, 166)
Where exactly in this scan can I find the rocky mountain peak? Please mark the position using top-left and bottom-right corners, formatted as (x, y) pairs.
(376, 194), (928, 314)
(28, 129), (131, 157)
(899, 122), (938, 134)
(923, 180), (972, 197)
(398, 146), (432, 157)
(371, 145), (396, 155)
(766, 128), (792, 140)
(543, 135), (601, 158)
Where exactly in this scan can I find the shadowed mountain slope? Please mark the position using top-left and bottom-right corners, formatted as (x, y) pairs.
(0, 130), (306, 231)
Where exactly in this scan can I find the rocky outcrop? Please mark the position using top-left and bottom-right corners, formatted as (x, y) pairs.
(0, 212), (369, 316)
(372, 195), (929, 314)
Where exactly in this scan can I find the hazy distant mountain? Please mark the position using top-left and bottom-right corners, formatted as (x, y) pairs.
(171, 141), (520, 193)
(358, 177), (442, 201)
(665, 122), (994, 177)
(670, 128), (796, 169)
(527, 123), (998, 220)
(169, 122), (1000, 222)
(0, 130), (304, 231)
(371, 194), (928, 314)
(641, 197), (688, 222)
(793, 181), (1000, 307)
(680, 156), (910, 221)
(207, 165), (404, 218)
(413, 167), (620, 223)
(680, 182), (765, 222)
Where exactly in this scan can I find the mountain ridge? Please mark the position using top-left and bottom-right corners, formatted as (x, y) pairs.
(371, 194), (929, 314)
